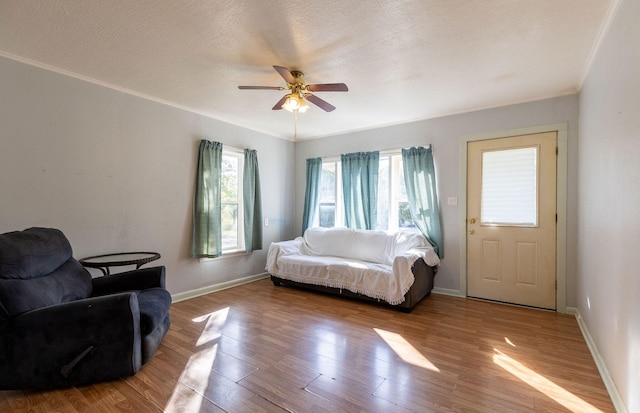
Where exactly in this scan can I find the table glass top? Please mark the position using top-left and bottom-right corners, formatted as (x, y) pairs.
(81, 252), (159, 264)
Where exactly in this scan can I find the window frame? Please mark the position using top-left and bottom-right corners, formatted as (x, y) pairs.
(379, 151), (415, 231)
(220, 147), (245, 254)
(316, 158), (342, 228)
(313, 150), (414, 232)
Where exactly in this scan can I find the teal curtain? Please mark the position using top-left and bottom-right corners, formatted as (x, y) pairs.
(302, 157), (322, 234)
(243, 149), (263, 252)
(402, 146), (444, 258)
(192, 140), (223, 258)
(341, 151), (379, 230)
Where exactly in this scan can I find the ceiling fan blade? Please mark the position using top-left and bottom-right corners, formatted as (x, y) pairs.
(306, 94), (336, 112)
(272, 95), (288, 110)
(307, 83), (349, 92)
(238, 86), (282, 90)
(273, 65), (295, 84)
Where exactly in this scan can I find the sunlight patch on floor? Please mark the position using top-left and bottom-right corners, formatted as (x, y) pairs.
(504, 337), (516, 347)
(165, 307), (230, 413)
(374, 328), (440, 372)
(194, 307), (229, 346)
(493, 348), (604, 413)
(164, 383), (208, 413)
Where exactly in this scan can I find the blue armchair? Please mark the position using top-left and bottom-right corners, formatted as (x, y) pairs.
(0, 227), (171, 389)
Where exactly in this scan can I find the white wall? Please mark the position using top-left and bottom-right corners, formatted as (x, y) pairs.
(295, 95), (580, 303)
(578, 0), (639, 410)
(0, 56), (296, 295)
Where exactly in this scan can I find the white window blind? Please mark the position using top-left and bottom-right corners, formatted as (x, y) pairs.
(481, 147), (538, 226)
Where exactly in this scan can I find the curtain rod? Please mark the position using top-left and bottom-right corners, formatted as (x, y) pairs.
(315, 144), (432, 162)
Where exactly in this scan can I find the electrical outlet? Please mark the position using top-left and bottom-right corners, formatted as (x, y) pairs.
(447, 197), (458, 206)
(264, 218), (269, 226)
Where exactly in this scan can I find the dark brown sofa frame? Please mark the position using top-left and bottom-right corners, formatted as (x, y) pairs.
(270, 257), (436, 313)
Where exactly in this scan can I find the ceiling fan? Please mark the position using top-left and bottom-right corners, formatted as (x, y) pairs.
(238, 65), (348, 113)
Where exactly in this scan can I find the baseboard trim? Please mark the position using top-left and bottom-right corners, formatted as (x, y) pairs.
(569, 306), (628, 413)
(171, 273), (270, 303)
(174, 278), (465, 303)
(432, 287), (466, 297)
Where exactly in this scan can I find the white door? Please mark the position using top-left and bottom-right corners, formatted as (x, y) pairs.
(467, 132), (557, 309)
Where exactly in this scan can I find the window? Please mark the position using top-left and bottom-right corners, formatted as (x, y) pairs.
(193, 142), (263, 259)
(481, 146), (538, 226)
(318, 161), (341, 227)
(221, 149), (245, 251)
(396, 157), (415, 229)
(315, 151), (414, 231)
(377, 153), (415, 231)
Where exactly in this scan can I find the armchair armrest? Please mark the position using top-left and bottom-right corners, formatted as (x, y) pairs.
(91, 265), (166, 296)
(0, 293), (142, 389)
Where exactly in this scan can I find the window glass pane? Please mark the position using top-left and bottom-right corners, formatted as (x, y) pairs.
(220, 151), (243, 252)
(398, 202), (415, 228)
(377, 157), (389, 230)
(319, 163), (336, 227)
(481, 147), (537, 225)
(398, 163), (408, 202)
(397, 160), (416, 228)
(221, 203), (238, 247)
(319, 163), (335, 201)
(221, 155), (238, 202)
(319, 204), (335, 227)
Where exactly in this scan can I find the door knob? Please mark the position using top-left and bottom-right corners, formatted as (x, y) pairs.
(469, 229), (475, 235)
(469, 218), (477, 224)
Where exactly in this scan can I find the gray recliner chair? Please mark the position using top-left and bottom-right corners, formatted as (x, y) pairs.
(0, 227), (171, 389)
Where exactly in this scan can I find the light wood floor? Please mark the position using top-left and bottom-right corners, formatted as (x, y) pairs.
(0, 278), (615, 412)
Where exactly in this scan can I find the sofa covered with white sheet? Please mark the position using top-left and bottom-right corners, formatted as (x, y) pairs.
(266, 227), (439, 312)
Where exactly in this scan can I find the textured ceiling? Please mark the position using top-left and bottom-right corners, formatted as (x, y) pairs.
(0, 0), (614, 140)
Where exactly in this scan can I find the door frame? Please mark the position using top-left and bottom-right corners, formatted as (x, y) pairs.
(459, 123), (568, 313)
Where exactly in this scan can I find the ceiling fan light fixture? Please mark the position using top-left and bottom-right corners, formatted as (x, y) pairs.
(298, 98), (310, 113)
(283, 93), (303, 112)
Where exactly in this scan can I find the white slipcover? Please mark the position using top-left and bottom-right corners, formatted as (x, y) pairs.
(266, 228), (439, 305)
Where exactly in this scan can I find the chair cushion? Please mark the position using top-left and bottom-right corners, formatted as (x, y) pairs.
(0, 227), (72, 280)
(0, 228), (92, 321)
(136, 287), (172, 336)
(0, 259), (92, 321)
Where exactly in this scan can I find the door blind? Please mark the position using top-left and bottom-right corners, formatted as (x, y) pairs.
(481, 147), (537, 226)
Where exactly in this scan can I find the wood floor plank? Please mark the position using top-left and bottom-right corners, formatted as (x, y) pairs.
(163, 381), (226, 413)
(118, 362), (178, 412)
(181, 367), (286, 413)
(238, 366), (346, 413)
(305, 373), (412, 413)
(374, 375), (456, 412)
(0, 278), (616, 412)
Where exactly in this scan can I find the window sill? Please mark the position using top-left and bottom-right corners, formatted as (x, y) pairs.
(198, 250), (250, 262)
